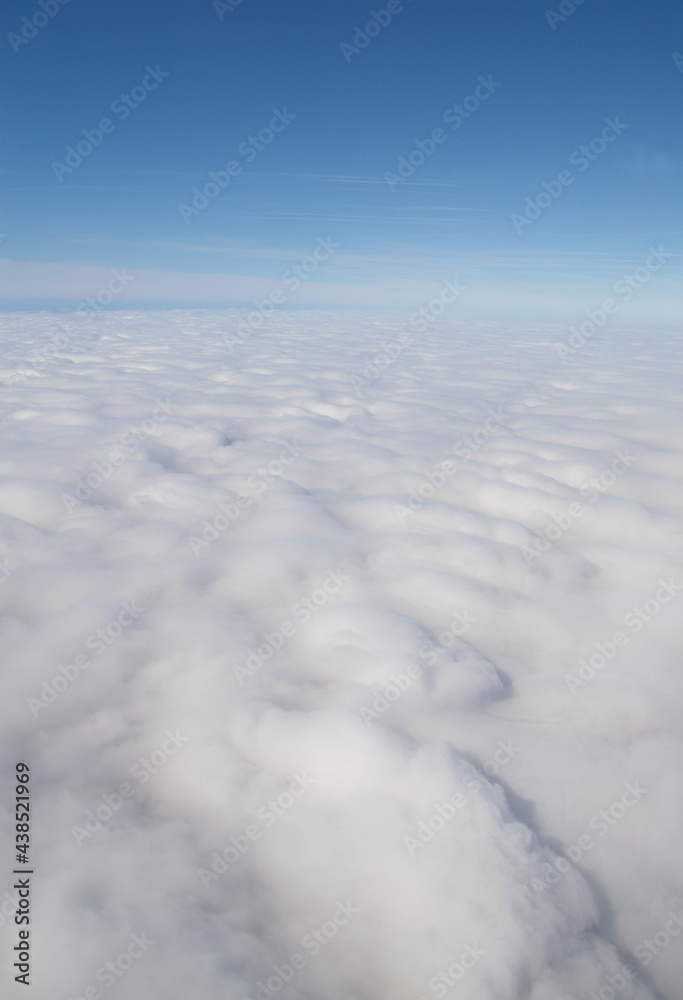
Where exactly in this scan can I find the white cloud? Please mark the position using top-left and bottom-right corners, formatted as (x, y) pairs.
(0, 310), (681, 999)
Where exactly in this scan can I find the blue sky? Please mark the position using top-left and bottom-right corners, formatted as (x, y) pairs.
(1, 0), (681, 317)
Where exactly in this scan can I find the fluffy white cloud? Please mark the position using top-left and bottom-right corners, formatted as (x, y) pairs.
(0, 310), (680, 999)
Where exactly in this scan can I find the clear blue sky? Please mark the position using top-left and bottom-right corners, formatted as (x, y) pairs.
(1, 0), (681, 317)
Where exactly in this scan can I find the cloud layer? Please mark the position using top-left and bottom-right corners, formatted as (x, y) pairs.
(0, 310), (681, 1000)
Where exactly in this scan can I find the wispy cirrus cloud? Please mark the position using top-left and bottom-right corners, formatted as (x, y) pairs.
(247, 171), (463, 187)
(0, 254), (679, 323)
